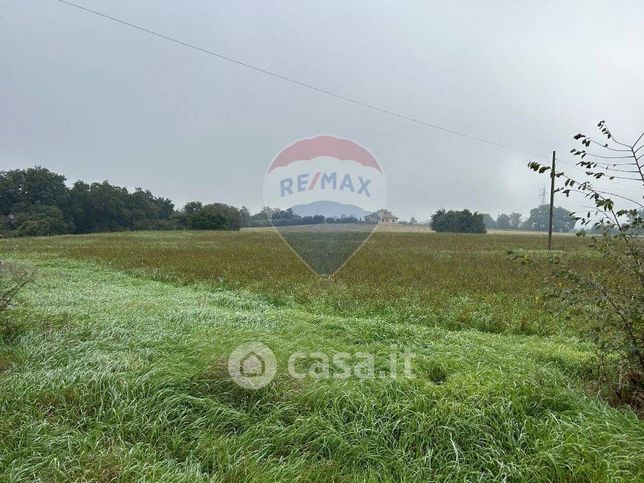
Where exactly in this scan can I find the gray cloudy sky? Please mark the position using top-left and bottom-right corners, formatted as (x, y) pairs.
(1, 0), (643, 220)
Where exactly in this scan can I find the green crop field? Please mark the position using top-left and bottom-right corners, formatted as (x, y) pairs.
(0, 230), (642, 481)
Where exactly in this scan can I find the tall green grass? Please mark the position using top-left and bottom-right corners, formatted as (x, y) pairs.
(0, 230), (602, 336)
(0, 254), (642, 481)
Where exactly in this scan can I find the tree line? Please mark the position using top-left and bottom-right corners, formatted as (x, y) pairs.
(0, 167), (242, 236)
(245, 208), (362, 227)
(1, 167), (578, 237)
(481, 206), (576, 232)
(0, 167), (378, 236)
(428, 206), (576, 234)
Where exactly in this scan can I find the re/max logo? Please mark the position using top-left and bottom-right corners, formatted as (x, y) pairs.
(280, 172), (372, 197)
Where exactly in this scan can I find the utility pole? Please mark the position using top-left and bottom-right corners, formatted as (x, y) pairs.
(547, 151), (556, 250)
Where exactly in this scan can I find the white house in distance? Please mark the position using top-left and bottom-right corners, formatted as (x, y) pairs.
(364, 209), (399, 224)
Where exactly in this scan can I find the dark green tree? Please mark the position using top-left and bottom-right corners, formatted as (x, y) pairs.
(14, 205), (72, 236)
(481, 213), (496, 229)
(523, 205), (576, 232)
(0, 166), (68, 214)
(496, 213), (511, 230)
(187, 203), (241, 231)
(239, 206), (251, 228)
(430, 209), (486, 233)
(508, 212), (523, 230)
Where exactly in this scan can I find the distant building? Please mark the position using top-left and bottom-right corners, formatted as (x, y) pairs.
(365, 209), (399, 224)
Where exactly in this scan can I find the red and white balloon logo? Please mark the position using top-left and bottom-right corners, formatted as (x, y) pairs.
(263, 135), (387, 275)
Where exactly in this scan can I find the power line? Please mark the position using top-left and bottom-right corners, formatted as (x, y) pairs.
(53, 0), (547, 159)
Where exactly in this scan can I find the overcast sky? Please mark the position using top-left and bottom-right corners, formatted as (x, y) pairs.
(1, 0), (643, 219)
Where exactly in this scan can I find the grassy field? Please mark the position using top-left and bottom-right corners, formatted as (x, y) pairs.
(0, 230), (642, 481)
(0, 229), (604, 336)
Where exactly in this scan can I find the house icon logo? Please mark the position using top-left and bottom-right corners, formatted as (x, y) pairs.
(228, 341), (277, 389)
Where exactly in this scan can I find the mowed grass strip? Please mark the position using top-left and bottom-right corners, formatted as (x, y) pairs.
(0, 256), (642, 481)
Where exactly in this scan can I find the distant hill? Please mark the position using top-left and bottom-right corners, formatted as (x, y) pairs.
(290, 201), (371, 219)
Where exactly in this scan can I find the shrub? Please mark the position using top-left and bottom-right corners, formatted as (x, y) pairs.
(527, 121), (643, 409)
